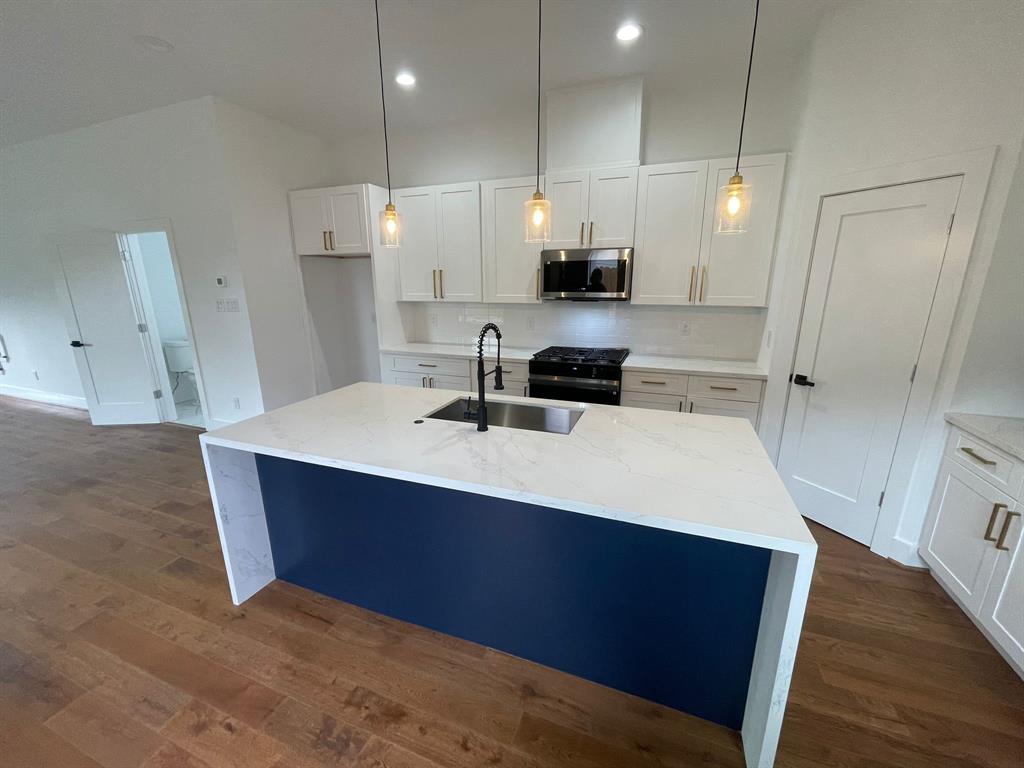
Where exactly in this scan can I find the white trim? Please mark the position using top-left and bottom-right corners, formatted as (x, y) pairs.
(0, 384), (88, 410)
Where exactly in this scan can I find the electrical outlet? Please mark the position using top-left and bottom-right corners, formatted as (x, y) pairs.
(216, 298), (241, 313)
(766, 330), (773, 349)
(232, 397), (241, 410)
(429, 312), (438, 328)
(679, 321), (691, 337)
(32, 369), (40, 380)
(526, 315), (536, 332)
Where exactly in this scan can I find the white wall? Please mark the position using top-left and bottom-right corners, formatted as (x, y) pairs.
(0, 97), (265, 424)
(757, 0), (1024, 560)
(211, 99), (336, 412)
(136, 231), (188, 343)
(952, 153), (1024, 417)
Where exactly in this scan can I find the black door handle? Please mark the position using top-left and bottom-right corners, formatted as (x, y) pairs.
(791, 373), (815, 387)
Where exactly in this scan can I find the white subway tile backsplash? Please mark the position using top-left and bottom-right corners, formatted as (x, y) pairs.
(403, 302), (765, 359)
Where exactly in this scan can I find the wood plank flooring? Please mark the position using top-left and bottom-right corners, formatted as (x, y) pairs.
(1, 395), (1022, 768)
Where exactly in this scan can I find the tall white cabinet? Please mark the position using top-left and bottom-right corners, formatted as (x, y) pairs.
(481, 176), (544, 303)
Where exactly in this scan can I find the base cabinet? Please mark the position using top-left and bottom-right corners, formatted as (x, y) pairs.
(920, 427), (1024, 676)
(620, 373), (763, 428)
(381, 355), (471, 392)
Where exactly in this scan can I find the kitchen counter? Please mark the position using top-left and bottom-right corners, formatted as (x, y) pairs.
(200, 383), (815, 767)
(379, 341), (536, 362)
(945, 412), (1024, 460)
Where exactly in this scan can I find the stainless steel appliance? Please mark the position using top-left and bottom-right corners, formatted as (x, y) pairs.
(528, 346), (630, 405)
(539, 248), (633, 300)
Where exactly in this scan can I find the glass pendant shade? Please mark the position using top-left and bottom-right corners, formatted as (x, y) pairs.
(379, 203), (401, 247)
(524, 192), (551, 243)
(716, 174), (752, 234)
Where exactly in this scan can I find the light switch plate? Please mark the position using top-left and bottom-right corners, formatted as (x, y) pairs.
(216, 298), (240, 313)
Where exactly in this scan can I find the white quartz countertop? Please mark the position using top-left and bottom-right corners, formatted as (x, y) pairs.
(945, 412), (1024, 461)
(202, 382), (815, 554)
(380, 342), (767, 377)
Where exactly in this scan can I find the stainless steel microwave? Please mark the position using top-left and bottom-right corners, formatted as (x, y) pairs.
(539, 248), (633, 300)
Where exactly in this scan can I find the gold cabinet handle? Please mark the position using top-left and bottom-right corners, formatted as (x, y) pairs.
(699, 265), (707, 302)
(688, 401), (694, 413)
(961, 446), (996, 466)
(688, 265), (696, 302)
(536, 268), (541, 300)
(985, 503), (1008, 542)
(523, 385), (528, 397)
(322, 231), (329, 251)
(328, 230), (335, 250)
(579, 221), (585, 245)
(995, 510), (1020, 551)
(589, 221), (594, 245)
(428, 377), (435, 388)
(432, 269), (438, 299)
(439, 269), (444, 299)
(709, 385), (738, 392)
(421, 376), (427, 387)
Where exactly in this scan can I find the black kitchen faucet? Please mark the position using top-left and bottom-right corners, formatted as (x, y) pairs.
(467, 323), (504, 431)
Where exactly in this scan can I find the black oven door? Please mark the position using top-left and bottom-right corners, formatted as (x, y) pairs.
(540, 248), (632, 300)
(528, 376), (621, 406)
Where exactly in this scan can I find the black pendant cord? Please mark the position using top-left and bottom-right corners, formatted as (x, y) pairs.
(374, 0), (393, 204)
(734, 0), (760, 176)
(535, 0), (542, 194)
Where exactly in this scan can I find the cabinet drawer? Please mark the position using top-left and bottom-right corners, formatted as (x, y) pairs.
(620, 392), (686, 412)
(622, 371), (687, 396)
(687, 396), (759, 427)
(389, 355), (470, 378)
(946, 428), (1024, 497)
(687, 376), (762, 403)
(425, 374), (471, 392)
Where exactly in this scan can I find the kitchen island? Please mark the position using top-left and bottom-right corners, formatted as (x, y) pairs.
(200, 382), (816, 768)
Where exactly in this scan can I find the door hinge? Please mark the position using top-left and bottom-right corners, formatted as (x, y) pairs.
(120, 250), (129, 263)
(153, 389), (163, 399)
(947, 213), (955, 236)
(137, 322), (148, 333)
(910, 363), (918, 383)
(878, 490), (885, 506)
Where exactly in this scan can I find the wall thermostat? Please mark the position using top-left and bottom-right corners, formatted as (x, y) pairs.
(215, 276), (227, 287)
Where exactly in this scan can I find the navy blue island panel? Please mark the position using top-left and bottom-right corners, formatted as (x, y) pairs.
(255, 454), (770, 729)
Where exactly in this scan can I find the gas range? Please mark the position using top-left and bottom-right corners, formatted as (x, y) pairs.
(528, 346), (630, 406)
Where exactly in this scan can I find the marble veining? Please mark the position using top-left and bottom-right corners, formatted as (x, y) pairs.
(946, 412), (1024, 461)
(201, 382), (814, 553)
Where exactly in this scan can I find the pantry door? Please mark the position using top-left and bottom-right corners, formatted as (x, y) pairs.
(54, 231), (162, 425)
(777, 176), (961, 544)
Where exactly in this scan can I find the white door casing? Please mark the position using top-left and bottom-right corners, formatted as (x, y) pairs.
(777, 176), (962, 544)
(54, 232), (162, 425)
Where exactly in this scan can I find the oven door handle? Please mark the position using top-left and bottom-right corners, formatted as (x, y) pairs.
(528, 374), (620, 392)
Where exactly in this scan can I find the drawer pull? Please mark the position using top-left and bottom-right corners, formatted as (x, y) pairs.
(421, 376), (427, 388)
(417, 363), (438, 368)
(709, 385), (738, 392)
(985, 503), (1007, 542)
(640, 380), (667, 385)
(961, 446), (996, 466)
(995, 510), (1020, 551)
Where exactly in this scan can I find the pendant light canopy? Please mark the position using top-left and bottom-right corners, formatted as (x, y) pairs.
(374, 0), (401, 248)
(716, 0), (760, 235)
(524, 0), (550, 243)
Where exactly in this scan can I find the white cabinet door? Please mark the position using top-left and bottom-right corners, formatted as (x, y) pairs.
(325, 186), (368, 255)
(920, 459), (1008, 613)
(395, 187), (440, 301)
(632, 161), (708, 304)
(698, 153), (786, 306)
(482, 177), (542, 303)
(687, 396), (759, 427)
(588, 166), (638, 248)
(388, 371), (430, 388)
(427, 374), (472, 392)
(435, 182), (482, 302)
(546, 170), (590, 248)
(289, 190), (330, 255)
(980, 503), (1024, 670)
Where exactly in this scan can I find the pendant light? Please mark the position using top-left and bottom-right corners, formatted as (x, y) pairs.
(716, 0), (760, 235)
(524, 0), (550, 242)
(374, 0), (401, 247)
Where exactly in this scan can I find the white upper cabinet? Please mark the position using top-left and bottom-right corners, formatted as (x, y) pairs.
(435, 182), (482, 302)
(288, 185), (369, 256)
(395, 182), (482, 302)
(546, 171), (591, 248)
(482, 176), (543, 303)
(632, 161), (708, 305)
(588, 166), (639, 248)
(698, 153), (786, 306)
(395, 187), (440, 301)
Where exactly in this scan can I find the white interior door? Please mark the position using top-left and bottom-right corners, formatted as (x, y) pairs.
(546, 171), (590, 248)
(777, 176), (962, 544)
(55, 232), (162, 425)
(435, 182), (482, 302)
(395, 187), (439, 301)
(588, 166), (638, 248)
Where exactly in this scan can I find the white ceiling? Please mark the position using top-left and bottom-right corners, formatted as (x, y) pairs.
(0, 0), (834, 148)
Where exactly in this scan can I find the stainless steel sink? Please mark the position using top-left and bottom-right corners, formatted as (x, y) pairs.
(425, 397), (584, 435)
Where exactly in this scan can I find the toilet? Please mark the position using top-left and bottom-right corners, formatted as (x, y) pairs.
(162, 340), (198, 405)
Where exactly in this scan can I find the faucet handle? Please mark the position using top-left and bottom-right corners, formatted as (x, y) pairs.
(494, 364), (504, 390)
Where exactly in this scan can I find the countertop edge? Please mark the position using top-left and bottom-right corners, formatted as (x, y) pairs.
(945, 412), (1024, 461)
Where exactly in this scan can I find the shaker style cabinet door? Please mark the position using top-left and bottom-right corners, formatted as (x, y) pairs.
(325, 187), (368, 254)
(395, 187), (440, 301)
(482, 176), (543, 303)
(289, 190), (330, 255)
(435, 182), (482, 302)
(545, 170), (590, 249)
(632, 161), (708, 305)
(588, 166), (638, 249)
(979, 500), (1024, 669)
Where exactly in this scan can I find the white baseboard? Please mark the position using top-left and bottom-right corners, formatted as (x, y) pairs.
(881, 536), (928, 568)
(0, 383), (88, 410)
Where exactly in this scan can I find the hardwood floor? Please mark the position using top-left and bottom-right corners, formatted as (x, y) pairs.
(1, 395), (1022, 768)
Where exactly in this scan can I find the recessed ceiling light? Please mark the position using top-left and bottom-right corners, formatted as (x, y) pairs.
(395, 71), (416, 88)
(134, 35), (174, 53)
(615, 22), (642, 43)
